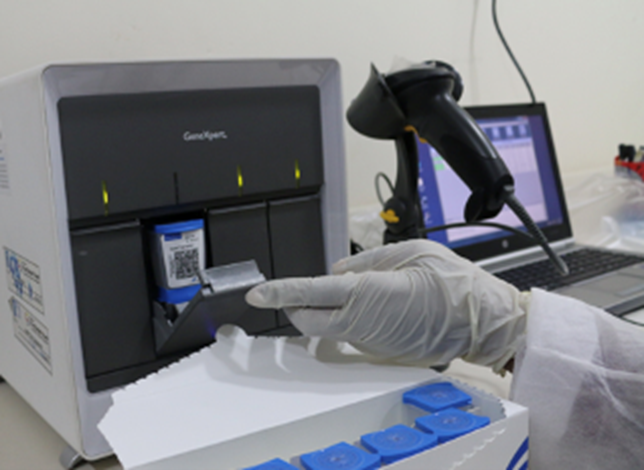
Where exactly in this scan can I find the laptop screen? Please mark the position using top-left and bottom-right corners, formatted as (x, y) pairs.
(417, 103), (572, 261)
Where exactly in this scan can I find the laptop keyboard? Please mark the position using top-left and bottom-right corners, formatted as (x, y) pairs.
(494, 248), (644, 292)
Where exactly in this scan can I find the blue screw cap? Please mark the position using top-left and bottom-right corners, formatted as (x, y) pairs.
(243, 458), (300, 470)
(403, 382), (472, 412)
(415, 408), (490, 443)
(300, 442), (380, 470)
(361, 424), (437, 464)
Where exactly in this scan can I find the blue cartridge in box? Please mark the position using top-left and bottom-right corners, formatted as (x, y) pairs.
(360, 424), (437, 464)
(243, 458), (300, 470)
(300, 442), (380, 470)
(415, 408), (490, 443)
(403, 382), (472, 412)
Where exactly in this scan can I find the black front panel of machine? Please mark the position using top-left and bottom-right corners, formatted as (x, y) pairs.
(58, 86), (324, 222)
(71, 223), (157, 378)
(61, 86), (330, 393)
(72, 193), (327, 392)
(207, 202), (277, 334)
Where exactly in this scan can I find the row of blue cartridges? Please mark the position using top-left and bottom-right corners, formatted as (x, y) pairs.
(244, 381), (490, 470)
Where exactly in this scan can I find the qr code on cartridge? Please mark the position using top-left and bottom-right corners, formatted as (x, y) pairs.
(171, 249), (199, 279)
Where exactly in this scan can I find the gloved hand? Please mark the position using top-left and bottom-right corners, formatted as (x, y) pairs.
(246, 239), (530, 372)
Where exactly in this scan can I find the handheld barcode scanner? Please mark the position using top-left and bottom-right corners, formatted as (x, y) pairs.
(347, 61), (568, 275)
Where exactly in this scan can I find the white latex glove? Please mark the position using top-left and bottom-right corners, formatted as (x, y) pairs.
(246, 239), (530, 372)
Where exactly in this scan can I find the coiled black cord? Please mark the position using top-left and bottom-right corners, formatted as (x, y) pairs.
(502, 186), (569, 275)
(419, 220), (534, 242)
(374, 172), (395, 206)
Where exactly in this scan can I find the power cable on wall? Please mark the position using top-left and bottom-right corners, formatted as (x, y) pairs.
(492, 0), (537, 104)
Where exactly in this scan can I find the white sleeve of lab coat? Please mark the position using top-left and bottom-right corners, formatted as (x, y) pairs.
(510, 289), (644, 469)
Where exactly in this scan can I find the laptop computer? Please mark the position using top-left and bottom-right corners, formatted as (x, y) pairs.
(417, 102), (644, 316)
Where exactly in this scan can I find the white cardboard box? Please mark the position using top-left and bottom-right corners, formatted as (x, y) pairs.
(99, 327), (528, 470)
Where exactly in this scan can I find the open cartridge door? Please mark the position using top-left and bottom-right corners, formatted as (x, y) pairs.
(152, 261), (266, 356)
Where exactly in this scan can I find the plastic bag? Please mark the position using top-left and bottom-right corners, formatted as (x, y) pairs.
(565, 173), (644, 252)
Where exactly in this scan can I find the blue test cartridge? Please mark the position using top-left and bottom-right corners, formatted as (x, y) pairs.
(243, 458), (300, 470)
(150, 219), (205, 293)
(403, 382), (472, 412)
(360, 424), (437, 464)
(299, 442), (380, 470)
(415, 408), (490, 443)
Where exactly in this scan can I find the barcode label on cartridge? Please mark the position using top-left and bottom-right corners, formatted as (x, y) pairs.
(160, 229), (205, 288)
(171, 248), (199, 279)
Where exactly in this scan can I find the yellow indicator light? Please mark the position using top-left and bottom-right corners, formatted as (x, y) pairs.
(404, 125), (429, 144)
(237, 166), (244, 194)
(294, 159), (301, 187)
(101, 181), (109, 216)
(380, 209), (400, 223)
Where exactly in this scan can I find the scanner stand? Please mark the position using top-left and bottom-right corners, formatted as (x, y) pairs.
(152, 260), (266, 357)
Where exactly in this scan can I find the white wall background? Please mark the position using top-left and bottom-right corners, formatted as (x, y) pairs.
(1, 0), (642, 207)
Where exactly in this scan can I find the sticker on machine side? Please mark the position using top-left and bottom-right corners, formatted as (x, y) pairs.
(4, 247), (44, 314)
(10, 297), (52, 374)
(0, 121), (9, 195)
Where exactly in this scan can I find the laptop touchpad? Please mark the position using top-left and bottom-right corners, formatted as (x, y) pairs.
(556, 273), (644, 308)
